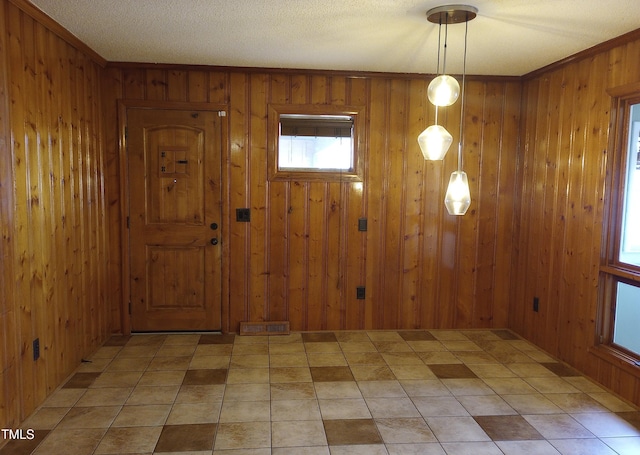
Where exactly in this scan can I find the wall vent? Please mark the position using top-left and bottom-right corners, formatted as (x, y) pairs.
(239, 321), (290, 336)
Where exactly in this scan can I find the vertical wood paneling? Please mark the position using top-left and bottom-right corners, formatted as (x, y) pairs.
(514, 30), (640, 408)
(1, 0), (111, 429)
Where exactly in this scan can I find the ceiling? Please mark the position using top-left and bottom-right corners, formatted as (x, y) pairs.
(29, 0), (640, 76)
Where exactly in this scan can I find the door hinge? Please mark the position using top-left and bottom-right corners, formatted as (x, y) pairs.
(128, 301), (132, 315)
(127, 216), (130, 228)
(125, 126), (128, 138)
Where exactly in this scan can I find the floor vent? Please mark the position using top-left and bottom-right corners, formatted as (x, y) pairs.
(239, 321), (290, 336)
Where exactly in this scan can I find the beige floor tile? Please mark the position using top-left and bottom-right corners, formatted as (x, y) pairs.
(440, 441), (503, 454)
(21, 407), (69, 429)
(501, 393), (563, 414)
(483, 377), (538, 394)
(523, 414), (595, 439)
(94, 426), (162, 454)
(163, 333), (201, 345)
(214, 422), (271, 450)
(175, 384), (225, 403)
(226, 368), (270, 384)
(106, 356), (152, 372)
(467, 364), (518, 378)
(223, 383), (270, 401)
(544, 392), (609, 413)
(233, 343), (269, 355)
(57, 406), (121, 429)
(571, 412), (640, 437)
(272, 420), (327, 447)
(425, 416), (491, 442)
(589, 392), (638, 412)
(167, 402), (222, 424)
(389, 364), (438, 380)
(230, 354), (270, 369)
(365, 397), (421, 418)
(601, 436), (640, 454)
(340, 341), (378, 352)
(138, 370), (186, 386)
(525, 377), (580, 394)
(269, 353), (309, 367)
(407, 340), (447, 352)
(116, 345), (160, 358)
(147, 355), (192, 371)
(268, 342), (306, 354)
(189, 355), (231, 370)
(33, 428), (106, 455)
(307, 352), (348, 367)
(507, 362), (557, 378)
(75, 387), (132, 407)
(350, 365), (396, 381)
(272, 447), (329, 455)
(112, 404), (171, 427)
(344, 351), (386, 365)
(314, 381), (362, 399)
(386, 443), (446, 454)
(441, 341), (482, 351)
(358, 380), (406, 398)
(219, 400), (270, 422)
(495, 440), (561, 455)
(382, 352), (424, 365)
(155, 344), (197, 357)
(400, 379), (452, 397)
(90, 371), (143, 388)
(328, 444), (389, 455)
(270, 382), (316, 400)
(41, 388), (86, 407)
(457, 395), (517, 416)
(442, 378), (495, 396)
(269, 367), (313, 383)
(376, 417), (437, 443)
(271, 399), (322, 421)
(304, 342), (341, 353)
(318, 398), (372, 419)
(125, 385), (180, 405)
(194, 344), (234, 356)
(413, 396), (470, 417)
(549, 438), (618, 455)
(419, 351), (462, 364)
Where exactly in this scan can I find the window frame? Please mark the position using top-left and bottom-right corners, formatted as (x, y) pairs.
(267, 104), (365, 182)
(594, 81), (640, 371)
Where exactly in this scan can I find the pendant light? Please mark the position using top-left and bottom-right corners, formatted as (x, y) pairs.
(421, 4), (477, 215)
(417, 14), (454, 160)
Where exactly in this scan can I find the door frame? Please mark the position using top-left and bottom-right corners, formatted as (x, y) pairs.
(118, 100), (230, 334)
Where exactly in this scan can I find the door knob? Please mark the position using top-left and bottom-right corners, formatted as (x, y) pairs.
(210, 237), (218, 245)
(210, 222), (218, 230)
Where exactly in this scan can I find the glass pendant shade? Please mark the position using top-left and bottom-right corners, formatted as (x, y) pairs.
(428, 75), (460, 107)
(444, 170), (471, 215)
(418, 124), (453, 160)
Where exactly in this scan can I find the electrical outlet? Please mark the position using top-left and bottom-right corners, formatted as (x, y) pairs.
(33, 338), (40, 361)
(236, 208), (251, 222)
(533, 297), (539, 312)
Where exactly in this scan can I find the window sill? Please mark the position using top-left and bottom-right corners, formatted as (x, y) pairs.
(589, 344), (640, 377)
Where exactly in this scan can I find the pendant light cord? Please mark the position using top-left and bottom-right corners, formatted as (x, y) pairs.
(457, 13), (469, 172)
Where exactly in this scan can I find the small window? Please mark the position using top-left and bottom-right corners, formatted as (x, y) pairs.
(268, 104), (364, 182)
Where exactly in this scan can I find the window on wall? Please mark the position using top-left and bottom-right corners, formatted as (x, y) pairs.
(267, 104), (364, 182)
(278, 115), (354, 171)
(598, 88), (640, 366)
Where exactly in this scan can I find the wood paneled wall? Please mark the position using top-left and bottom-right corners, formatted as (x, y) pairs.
(512, 32), (640, 406)
(0, 0), (110, 428)
(103, 65), (521, 334)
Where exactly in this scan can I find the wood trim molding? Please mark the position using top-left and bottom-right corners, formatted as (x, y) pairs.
(523, 28), (640, 80)
(10, 0), (107, 66)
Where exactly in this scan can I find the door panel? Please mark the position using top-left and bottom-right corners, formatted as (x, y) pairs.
(128, 108), (221, 331)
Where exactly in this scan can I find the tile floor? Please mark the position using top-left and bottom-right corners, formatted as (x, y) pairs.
(3, 329), (640, 454)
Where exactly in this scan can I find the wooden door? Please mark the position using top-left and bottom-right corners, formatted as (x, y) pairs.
(127, 108), (222, 331)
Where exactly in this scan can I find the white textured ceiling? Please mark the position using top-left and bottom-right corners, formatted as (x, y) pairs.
(29, 0), (640, 76)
